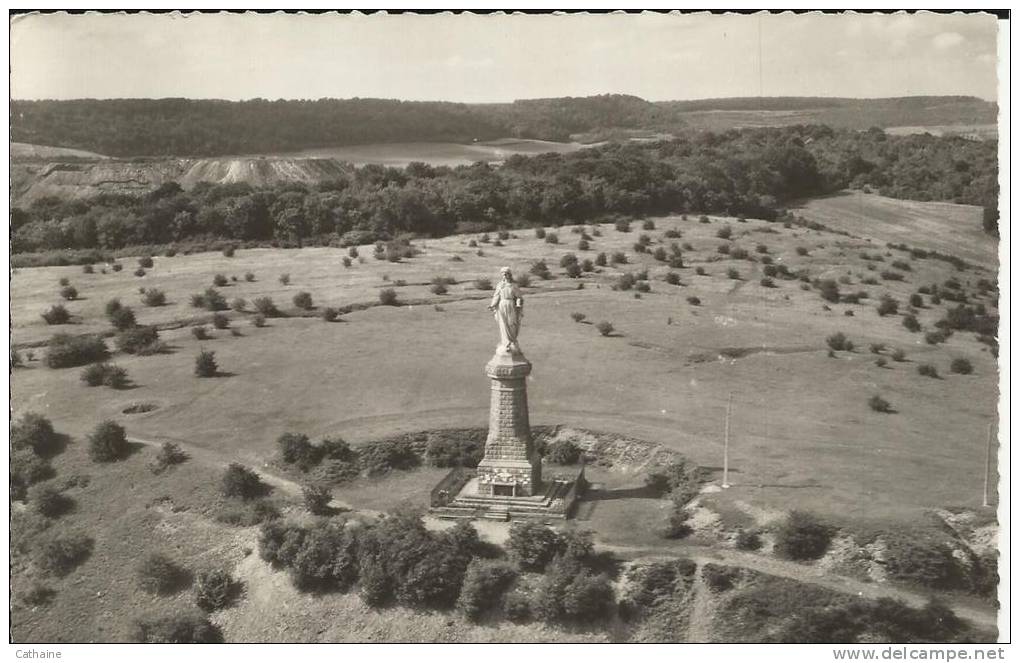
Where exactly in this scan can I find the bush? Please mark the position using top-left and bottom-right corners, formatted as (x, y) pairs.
(458, 560), (518, 621)
(223, 246), (236, 257)
(430, 282), (448, 295)
(716, 225), (733, 239)
(687, 296), (701, 305)
(279, 273), (291, 285)
(302, 484), (332, 514)
(81, 362), (129, 389)
(877, 295), (899, 317)
(594, 252), (607, 267)
(795, 246), (809, 256)
(508, 522), (562, 571)
(108, 305), (137, 331)
(379, 288), (398, 306)
(635, 280), (650, 293)
(208, 313), (228, 330)
(252, 313), (266, 328)
(569, 312), (587, 324)
(31, 484), (74, 518)
(151, 442), (188, 474)
(760, 277), (776, 288)
(616, 272), (636, 290)
(82, 264), (94, 274)
(917, 363), (939, 379)
(244, 271), (256, 282)
(34, 533), (93, 576)
(727, 267), (740, 280)
(695, 266), (706, 276)
(194, 569), (235, 612)
(474, 278), (492, 290)
(293, 291), (314, 310)
(60, 285), (78, 300)
(426, 434), (484, 468)
(192, 325), (209, 340)
(41, 304), (71, 325)
(869, 395), (893, 413)
(665, 272), (681, 286)
(909, 293), (923, 308)
(717, 243), (730, 255)
(826, 332), (852, 352)
(212, 274), (228, 287)
(192, 287), (227, 311)
(132, 612), (222, 643)
(950, 358), (974, 375)
(138, 553), (191, 595)
(544, 232), (559, 244)
(88, 420), (129, 462)
(321, 307), (339, 322)
(229, 297), (247, 313)
(734, 529), (763, 551)
(81, 362), (107, 386)
(658, 506), (693, 539)
(138, 256), (154, 268)
(534, 227), (546, 239)
(277, 432), (322, 470)
(221, 463), (265, 500)
(614, 219), (631, 232)
(11, 412), (62, 456)
(925, 329), (952, 345)
(891, 348), (906, 362)
(116, 325), (160, 354)
(902, 314), (921, 332)
(142, 288), (166, 306)
(134, 268), (147, 277)
(881, 270), (905, 282)
(875, 357), (888, 368)
(195, 350), (218, 377)
(774, 511), (834, 560)
(610, 251), (627, 265)
(252, 296), (280, 316)
(546, 439), (581, 465)
(595, 321), (614, 336)
(111, 262), (123, 272)
(44, 332), (107, 369)
(11, 449), (52, 500)
(577, 239), (590, 251)
(703, 563), (741, 592)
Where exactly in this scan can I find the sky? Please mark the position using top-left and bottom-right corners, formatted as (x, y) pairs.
(9, 11), (1001, 103)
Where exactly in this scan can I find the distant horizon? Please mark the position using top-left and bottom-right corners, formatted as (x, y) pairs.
(9, 92), (999, 104)
(11, 13), (999, 102)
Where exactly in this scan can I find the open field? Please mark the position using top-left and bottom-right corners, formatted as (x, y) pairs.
(12, 194), (1000, 524)
(795, 191), (997, 267)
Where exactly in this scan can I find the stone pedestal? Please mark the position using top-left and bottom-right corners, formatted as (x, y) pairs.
(476, 348), (542, 497)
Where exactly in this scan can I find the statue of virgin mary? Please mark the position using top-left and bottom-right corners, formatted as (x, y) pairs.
(488, 266), (524, 353)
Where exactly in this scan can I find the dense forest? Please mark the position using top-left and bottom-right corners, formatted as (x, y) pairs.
(10, 126), (998, 256)
(10, 95), (996, 158)
(10, 95), (681, 157)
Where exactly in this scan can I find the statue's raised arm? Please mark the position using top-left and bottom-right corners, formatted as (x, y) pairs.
(488, 266), (524, 354)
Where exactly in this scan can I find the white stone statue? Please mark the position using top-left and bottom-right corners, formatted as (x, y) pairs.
(488, 266), (524, 353)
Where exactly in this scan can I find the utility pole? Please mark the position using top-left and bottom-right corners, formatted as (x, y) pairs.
(722, 392), (733, 489)
(983, 421), (995, 508)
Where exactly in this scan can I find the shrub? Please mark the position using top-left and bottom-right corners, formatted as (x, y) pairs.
(717, 243), (731, 255)
(379, 288), (398, 306)
(610, 251), (627, 265)
(530, 260), (551, 279)
(616, 272), (636, 291)
(41, 304), (71, 325)
(293, 291), (314, 310)
(902, 314), (921, 332)
(192, 325), (209, 340)
(31, 484), (74, 518)
(135, 256), (153, 269)
(142, 288), (166, 307)
(222, 245), (236, 257)
(194, 350), (218, 377)
(642, 219), (655, 230)
(730, 247), (749, 260)
(221, 463), (265, 500)
(111, 262), (123, 272)
(687, 296), (701, 305)
(109, 305), (137, 331)
(817, 279), (840, 303)
(875, 357), (888, 368)
(760, 277), (776, 288)
(474, 278), (493, 290)
(570, 312), (586, 323)
(137, 553), (190, 595)
(82, 263), (94, 274)
(212, 274), (228, 287)
(45, 334), (108, 368)
(34, 533), (93, 576)
(544, 232), (559, 244)
(116, 325), (160, 354)
(212, 313), (229, 330)
(917, 363), (939, 379)
(252, 296), (279, 317)
(577, 239), (590, 251)
(826, 332), (853, 352)
(877, 295), (899, 317)
(775, 511), (835, 560)
(595, 321), (614, 336)
(534, 227), (546, 239)
(430, 283), (448, 295)
(252, 313), (266, 328)
(277, 432), (322, 470)
(134, 268), (147, 277)
(546, 439), (581, 465)
(716, 225), (733, 239)
(658, 506), (693, 539)
(151, 442), (188, 474)
(594, 252), (607, 267)
(890, 348), (907, 362)
(727, 267), (740, 280)
(302, 484), (332, 515)
(614, 219), (631, 232)
(193, 569), (236, 613)
(279, 273), (291, 285)
(508, 522), (562, 571)
(950, 358), (974, 375)
(665, 272), (681, 286)
(11, 412), (62, 456)
(240, 271), (255, 283)
(881, 270), (905, 282)
(735, 529), (763, 551)
(88, 420), (129, 462)
(869, 395), (893, 413)
(695, 266), (706, 276)
(321, 307), (339, 322)
(133, 612), (222, 643)
(81, 362), (107, 386)
(458, 560), (518, 621)
(909, 293), (924, 308)
(703, 563), (741, 592)
(59, 284), (79, 301)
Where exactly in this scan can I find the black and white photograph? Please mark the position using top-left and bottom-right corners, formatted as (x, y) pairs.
(6, 7), (1010, 653)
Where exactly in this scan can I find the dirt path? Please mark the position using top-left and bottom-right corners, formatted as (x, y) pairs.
(600, 541), (998, 630)
(685, 563), (713, 643)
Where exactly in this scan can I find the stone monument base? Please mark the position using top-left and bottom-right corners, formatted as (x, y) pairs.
(430, 467), (585, 523)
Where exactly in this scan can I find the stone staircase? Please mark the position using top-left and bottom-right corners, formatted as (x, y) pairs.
(431, 479), (574, 522)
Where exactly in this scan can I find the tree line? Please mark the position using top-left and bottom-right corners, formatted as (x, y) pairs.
(11, 126), (998, 256)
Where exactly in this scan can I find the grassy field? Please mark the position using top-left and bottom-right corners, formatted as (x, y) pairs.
(12, 196), (1000, 524)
